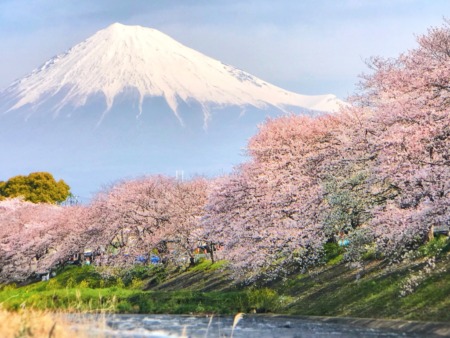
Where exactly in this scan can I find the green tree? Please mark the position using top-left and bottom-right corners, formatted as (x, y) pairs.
(0, 172), (70, 204)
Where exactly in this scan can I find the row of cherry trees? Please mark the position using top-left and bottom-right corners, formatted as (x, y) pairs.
(1, 21), (448, 283)
(85, 176), (208, 265)
(0, 198), (88, 282)
(0, 177), (208, 283)
(202, 20), (449, 279)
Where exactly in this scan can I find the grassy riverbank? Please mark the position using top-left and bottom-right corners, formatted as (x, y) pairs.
(1, 237), (450, 322)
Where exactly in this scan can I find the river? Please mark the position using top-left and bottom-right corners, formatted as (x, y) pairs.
(69, 314), (444, 337)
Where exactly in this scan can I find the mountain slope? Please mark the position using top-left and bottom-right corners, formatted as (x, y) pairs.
(1, 23), (341, 126)
(0, 23), (344, 201)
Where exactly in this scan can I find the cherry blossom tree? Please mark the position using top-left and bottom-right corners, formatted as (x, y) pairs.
(319, 106), (400, 264)
(86, 175), (209, 266)
(203, 115), (344, 280)
(352, 20), (450, 254)
(165, 177), (209, 263)
(0, 198), (64, 282)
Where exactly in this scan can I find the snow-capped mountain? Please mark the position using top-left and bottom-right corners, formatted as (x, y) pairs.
(0, 23), (343, 201)
(1, 23), (341, 124)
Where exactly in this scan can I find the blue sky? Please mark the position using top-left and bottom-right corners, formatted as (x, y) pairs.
(1, 0), (449, 200)
(1, 0), (449, 99)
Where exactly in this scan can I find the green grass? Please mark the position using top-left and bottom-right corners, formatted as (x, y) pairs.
(276, 255), (450, 321)
(417, 235), (450, 257)
(0, 284), (249, 315)
(123, 290), (247, 314)
(0, 262), (248, 314)
(188, 259), (228, 272)
(1, 245), (450, 321)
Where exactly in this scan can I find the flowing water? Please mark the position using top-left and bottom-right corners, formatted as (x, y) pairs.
(70, 314), (435, 337)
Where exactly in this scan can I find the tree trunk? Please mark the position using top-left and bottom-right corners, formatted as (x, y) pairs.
(209, 243), (215, 264)
(427, 225), (434, 242)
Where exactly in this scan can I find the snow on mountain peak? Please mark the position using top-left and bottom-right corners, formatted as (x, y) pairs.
(2, 23), (343, 124)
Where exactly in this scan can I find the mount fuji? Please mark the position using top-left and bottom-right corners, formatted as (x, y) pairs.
(0, 23), (343, 201)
